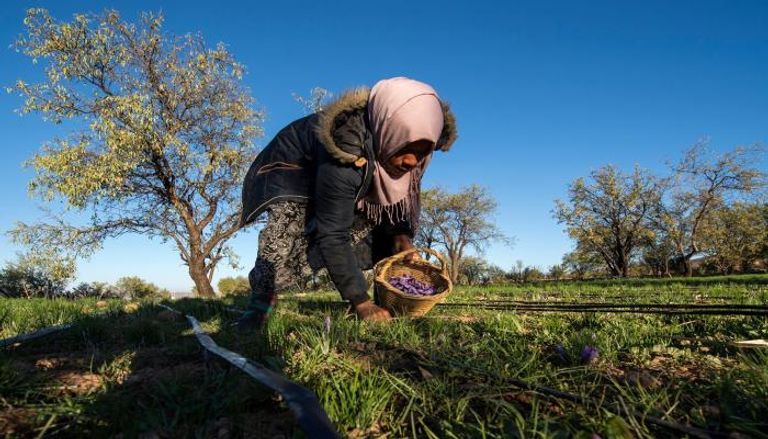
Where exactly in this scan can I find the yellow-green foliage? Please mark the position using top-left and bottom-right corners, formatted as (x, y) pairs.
(9, 8), (265, 297)
(217, 276), (250, 297)
(115, 276), (169, 300)
(13, 8), (261, 208)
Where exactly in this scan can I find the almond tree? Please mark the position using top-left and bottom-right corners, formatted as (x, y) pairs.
(649, 142), (765, 276)
(8, 9), (263, 297)
(554, 165), (656, 277)
(699, 202), (768, 274)
(418, 185), (509, 284)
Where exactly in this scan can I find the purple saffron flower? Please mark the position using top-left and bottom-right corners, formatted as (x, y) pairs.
(323, 315), (331, 336)
(388, 275), (436, 296)
(580, 345), (599, 364)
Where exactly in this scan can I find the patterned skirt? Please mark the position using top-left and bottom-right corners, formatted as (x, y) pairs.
(246, 201), (375, 312)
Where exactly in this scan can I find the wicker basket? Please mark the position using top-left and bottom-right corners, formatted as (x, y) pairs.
(374, 248), (453, 317)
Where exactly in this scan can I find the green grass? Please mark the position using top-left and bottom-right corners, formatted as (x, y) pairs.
(1, 281), (767, 438)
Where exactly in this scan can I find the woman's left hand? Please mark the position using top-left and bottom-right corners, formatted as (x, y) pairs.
(393, 234), (420, 262)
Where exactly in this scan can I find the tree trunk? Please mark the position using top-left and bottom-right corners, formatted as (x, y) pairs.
(683, 257), (693, 277)
(617, 249), (629, 278)
(450, 254), (460, 284)
(189, 258), (216, 297)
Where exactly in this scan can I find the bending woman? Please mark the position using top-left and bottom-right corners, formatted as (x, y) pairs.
(237, 77), (457, 329)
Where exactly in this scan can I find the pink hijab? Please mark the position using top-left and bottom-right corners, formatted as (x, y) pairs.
(359, 77), (444, 229)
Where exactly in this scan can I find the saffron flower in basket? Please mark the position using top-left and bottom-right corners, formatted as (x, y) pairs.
(388, 274), (437, 296)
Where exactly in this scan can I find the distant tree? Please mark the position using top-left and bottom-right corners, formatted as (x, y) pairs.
(418, 185), (510, 284)
(761, 203), (768, 263)
(641, 232), (675, 277)
(554, 165), (656, 277)
(8, 9), (262, 297)
(115, 276), (170, 300)
(562, 249), (603, 280)
(217, 275), (250, 296)
(522, 266), (545, 282)
(699, 202), (768, 274)
(0, 254), (70, 298)
(69, 281), (119, 299)
(547, 264), (566, 280)
(414, 188), (444, 260)
(484, 264), (508, 285)
(458, 256), (489, 286)
(12, 249), (76, 288)
(507, 259), (526, 282)
(649, 142), (765, 276)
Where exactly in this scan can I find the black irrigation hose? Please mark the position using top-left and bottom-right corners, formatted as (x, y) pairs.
(512, 294), (742, 303)
(158, 304), (340, 439)
(284, 299), (768, 316)
(454, 300), (767, 309)
(437, 302), (768, 316)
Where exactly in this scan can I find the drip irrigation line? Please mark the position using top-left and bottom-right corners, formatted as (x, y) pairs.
(481, 291), (747, 299)
(455, 300), (767, 310)
(283, 300), (768, 316)
(437, 303), (768, 316)
(0, 323), (73, 349)
(515, 295), (743, 302)
(158, 304), (339, 439)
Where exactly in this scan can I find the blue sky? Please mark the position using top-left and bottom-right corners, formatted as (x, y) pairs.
(1, 0), (767, 291)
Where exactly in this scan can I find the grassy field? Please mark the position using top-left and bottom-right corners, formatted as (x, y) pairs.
(1, 277), (767, 438)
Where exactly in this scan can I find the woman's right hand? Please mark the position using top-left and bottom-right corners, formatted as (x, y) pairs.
(353, 300), (392, 321)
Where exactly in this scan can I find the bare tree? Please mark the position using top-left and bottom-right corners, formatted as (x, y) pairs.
(418, 185), (510, 284)
(414, 188), (446, 259)
(458, 256), (489, 286)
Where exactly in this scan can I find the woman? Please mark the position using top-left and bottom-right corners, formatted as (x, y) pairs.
(237, 77), (457, 329)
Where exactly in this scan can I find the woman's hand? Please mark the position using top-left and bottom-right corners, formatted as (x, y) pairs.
(354, 300), (392, 321)
(393, 234), (420, 262)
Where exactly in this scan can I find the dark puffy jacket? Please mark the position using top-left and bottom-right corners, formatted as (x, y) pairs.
(240, 87), (457, 304)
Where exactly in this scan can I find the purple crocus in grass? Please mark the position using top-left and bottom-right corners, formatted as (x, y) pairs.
(580, 345), (599, 364)
(323, 315), (332, 336)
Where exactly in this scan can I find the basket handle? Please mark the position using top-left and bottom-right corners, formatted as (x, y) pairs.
(376, 247), (450, 280)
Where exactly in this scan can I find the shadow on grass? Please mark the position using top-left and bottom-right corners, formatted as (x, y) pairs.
(0, 298), (297, 438)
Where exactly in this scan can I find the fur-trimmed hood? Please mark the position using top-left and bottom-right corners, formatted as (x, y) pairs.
(315, 87), (458, 164)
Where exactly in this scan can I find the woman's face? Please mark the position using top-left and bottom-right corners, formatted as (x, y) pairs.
(384, 139), (434, 177)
